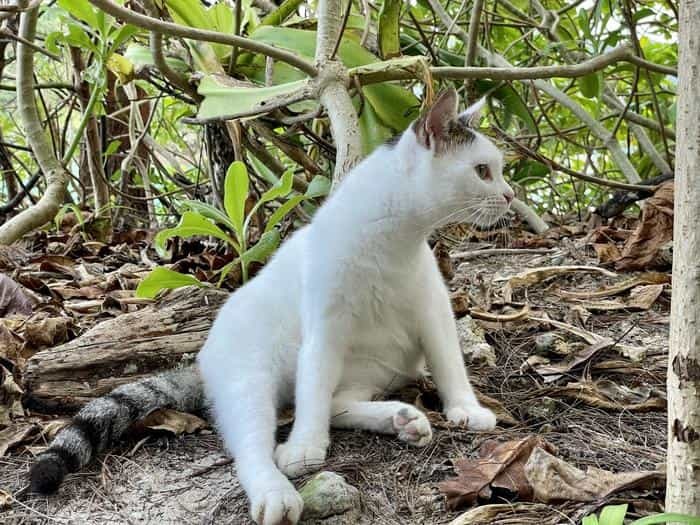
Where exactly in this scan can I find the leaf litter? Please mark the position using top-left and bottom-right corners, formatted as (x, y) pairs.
(0, 213), (673, 524)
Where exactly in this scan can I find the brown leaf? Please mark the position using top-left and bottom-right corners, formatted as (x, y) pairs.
(533, 338), (615, 383)
(141, 409), (208, 435)
(615, 181), (674, 271)
(0, 274), (35, 317)
(0, 323), (23, 361)
(447, 503), (551, 525)
(524, 446), (664, 502)
(0, 489), (11, 510)
(24, 315), (71, 348)
(502, 266), (617, 302)
(554, 380), (666, 412)
(558, 272), (670, 300)
(593, 242), (621, 264)
(0, 366), (24, 427)
(0, 423), (40, 456)
(567, 284), (665, 312)
(438, 436), (555, 510)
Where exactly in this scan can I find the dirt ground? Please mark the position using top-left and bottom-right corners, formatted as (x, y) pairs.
(1, 230), (670, 525)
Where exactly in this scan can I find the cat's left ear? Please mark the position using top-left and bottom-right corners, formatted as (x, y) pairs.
(458, 97), (486, 128)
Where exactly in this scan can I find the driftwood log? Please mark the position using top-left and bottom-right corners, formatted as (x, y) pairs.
(23, 286), (228, 412)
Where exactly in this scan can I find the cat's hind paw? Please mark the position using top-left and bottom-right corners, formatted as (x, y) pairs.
(393, 406), (433, 447)
(250, 481), (303, 525)
(274, 441), (327, 478)
(445, 404), (497, 431)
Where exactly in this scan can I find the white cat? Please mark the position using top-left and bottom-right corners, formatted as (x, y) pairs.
(197, 88), (514, 525)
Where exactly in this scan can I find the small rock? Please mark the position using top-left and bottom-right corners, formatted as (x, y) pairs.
(456, 316), (496, 366)
(525, 396), (558, 421)
(534, 332), (557, 354)
(300, 471), (361, 524)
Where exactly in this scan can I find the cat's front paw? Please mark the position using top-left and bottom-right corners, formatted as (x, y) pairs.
(250, 479), (303, 525)
(274, 441), (327, 478)
(393, 406), (433, 446)
(445, 404), (497, 431)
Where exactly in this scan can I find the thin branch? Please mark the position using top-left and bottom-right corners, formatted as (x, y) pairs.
(0, 6), (69, 244)
(464, 0), (484, 68)
(87, 0), (318, 76)
(351, 44), (637, 84)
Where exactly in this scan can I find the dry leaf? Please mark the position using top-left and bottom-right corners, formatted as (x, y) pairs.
(615, 181), (674, 271)
(448, 503), (552, 525)
(533, 338), (615, 383)
(593, 242), (621, 264)
(0, 366), (24, 427)
(0, 489), (11, 510)
(524, 446), (664, 502)
(0, 422), (40, 456)
(24, 315), (71, 348)
(569, 284), (664, 312)
(503, 266), (617, 302)
(438, 436), (556, 509)
(0, 323), (23, 361)
(141, 409), (208, 435)
(558, 272), (670, 300)
(0, 274), (35, 317)
(554, 381), (665, 412)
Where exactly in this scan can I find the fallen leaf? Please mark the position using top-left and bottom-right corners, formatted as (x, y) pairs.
(0, 323), (23, 361)
(0, 274), (35, 316)
(0, 366), (24, 427)
(568, 284), (665, 312)
(524, 446), (664, 502)
(141, 409), (208, 435)
(554, 380), (666, 412)
(533, 338), (615, 383)
(615, 181), (674, 271)
(0, 489), (11, 510)
(502, 266), (617, 302)
(24, 315), (71, 348)
(558, 272), (670, 300)
(0, 422), (40, 456)
(448, 503), (552, 525)
(593, 242), (621, 264)
(438, 436), (556, 509)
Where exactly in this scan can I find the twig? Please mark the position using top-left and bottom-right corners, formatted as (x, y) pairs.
(452, 247), (555, 260)
(87, 0), (317, 76)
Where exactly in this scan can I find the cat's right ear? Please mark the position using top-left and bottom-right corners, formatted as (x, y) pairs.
(414, 88), (458, 149)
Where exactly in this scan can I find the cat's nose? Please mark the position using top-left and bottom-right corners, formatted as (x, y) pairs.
(503, 190), (514, 204)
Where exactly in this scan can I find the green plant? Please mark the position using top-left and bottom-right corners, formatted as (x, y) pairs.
(583, 504), (700, 525)
(136, 161), (328, 298)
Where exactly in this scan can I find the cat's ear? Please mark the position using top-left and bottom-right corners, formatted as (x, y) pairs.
(425, 88), (459, 138)
(414, 88), (459, 149)
(458, 97), (486, 128)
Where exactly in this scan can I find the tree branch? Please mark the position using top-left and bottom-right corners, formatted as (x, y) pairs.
(0, 6), (69, 244)
(87, 0), (318, 77)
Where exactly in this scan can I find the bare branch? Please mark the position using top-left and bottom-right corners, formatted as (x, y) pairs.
(464, 0), (484, 68)
(87, 0), (318, 76)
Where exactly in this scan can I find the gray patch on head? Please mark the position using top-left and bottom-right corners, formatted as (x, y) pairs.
(412, 116), (476, 155)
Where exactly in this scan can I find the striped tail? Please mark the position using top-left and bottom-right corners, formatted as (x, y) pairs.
(30, 366), (205, 494)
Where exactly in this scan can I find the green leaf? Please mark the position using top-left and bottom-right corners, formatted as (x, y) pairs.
(246, 26), (420, 130)
(579, 72), (601, 98)
(197, 76), (310, 120)
(305, 175), (331, 198)
(598, 504), (628, 525)
(582, 516), (600, 525)
(155, 211), (235, 253)
(165, 0), (234, 61)
(104, 139), (122, 157)
(265, 195), (305, 233)
(260, 0), (304, 26)
(216, 259), (240, 287)
(64, 23), (98, 53)
(58, 0), (99, 29)
(242, 230), (281, 265)
(135, 267), (205, 299)
(260, 169), (294, 204)
(124, 44), (190, 73)
(224, 161), (249, 237)
(631, 513), (700, 525)
(181, 200), (237, 233)
(108, 24), (140, 53)
(378, 0), (402, 59)
(512, 160), (550, 185)
(359, 100), (394, 155)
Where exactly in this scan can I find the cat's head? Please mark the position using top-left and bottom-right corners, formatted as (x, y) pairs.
(400, 88), (514, 227)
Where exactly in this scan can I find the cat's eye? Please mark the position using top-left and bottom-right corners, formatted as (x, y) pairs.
(475, 164), (492, 181)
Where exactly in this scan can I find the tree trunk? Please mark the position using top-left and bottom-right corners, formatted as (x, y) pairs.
(666, 0), (700, 516)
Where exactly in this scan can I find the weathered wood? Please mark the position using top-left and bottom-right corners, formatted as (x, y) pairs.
(23, 286), (228, 411)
